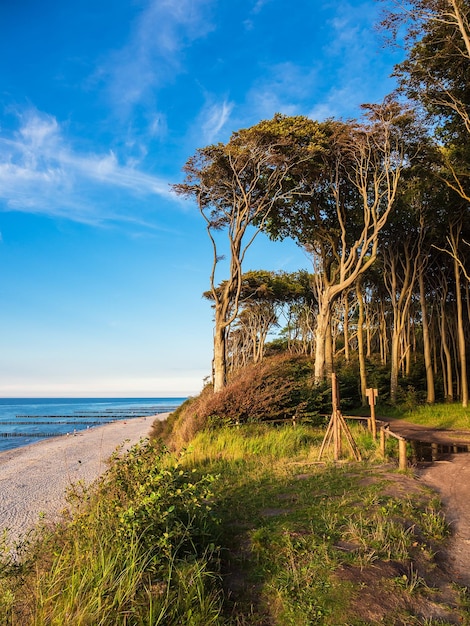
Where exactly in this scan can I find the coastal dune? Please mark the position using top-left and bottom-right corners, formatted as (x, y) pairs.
(0, 413), (167, 548)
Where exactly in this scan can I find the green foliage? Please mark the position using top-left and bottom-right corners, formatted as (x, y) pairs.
(153, 354), (333, 451)
(101, 443), (219, 559)
(0, 442), (223, 625)
(1, 423), (468, 625)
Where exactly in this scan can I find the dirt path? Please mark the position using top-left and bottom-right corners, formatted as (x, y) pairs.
(381, 416), (470, 447)
(381, 418), (470, 586)
(418, 455), (470, 586)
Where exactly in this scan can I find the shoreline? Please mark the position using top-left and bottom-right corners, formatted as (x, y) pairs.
(0, 413), (168, 549)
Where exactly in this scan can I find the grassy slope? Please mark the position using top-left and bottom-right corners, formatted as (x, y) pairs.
(2, 343), (469, 625)
(2, 422), (470, 625)
(184, 425), (469, 625)
(375, 403), (470, 430)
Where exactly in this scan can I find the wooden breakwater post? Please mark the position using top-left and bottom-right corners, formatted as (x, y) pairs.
(318, 373), (362, 462)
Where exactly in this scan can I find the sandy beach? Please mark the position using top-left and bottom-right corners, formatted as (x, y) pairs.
(0, 413), (168, 548)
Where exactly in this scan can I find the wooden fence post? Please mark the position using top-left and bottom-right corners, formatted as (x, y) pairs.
(398, 438), (407, 470)
(380, 428), (386, 458)
(318, 373), (361, 462)
(366, 388), (378, 440)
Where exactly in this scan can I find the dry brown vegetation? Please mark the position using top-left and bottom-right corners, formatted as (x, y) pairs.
(151, 353), (327, 450)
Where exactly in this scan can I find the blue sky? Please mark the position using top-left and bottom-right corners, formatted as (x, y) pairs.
(0, 0), (401, 397)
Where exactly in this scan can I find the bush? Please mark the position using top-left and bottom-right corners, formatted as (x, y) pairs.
(95, 442), (219, 562)
(153, 354), (335, 450)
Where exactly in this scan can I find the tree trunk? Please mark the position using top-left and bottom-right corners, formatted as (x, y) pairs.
(390, 331), (400, 404)
(343, 293), (350, 362)
(454, 257), (468, 407)
(404, 318), (411, 377)
(419, 272), (435, 403)
(379, 303), (388, 365)
(213, 322), (227, 393)
(356, 281), (367, 405)
(325, 318), (333, 379)
(314, 299), (330, 384)
(441, 318), (454, 402)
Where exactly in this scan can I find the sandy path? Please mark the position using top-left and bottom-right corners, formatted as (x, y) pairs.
(418, 454), (470, 587)
(0, 414), (168, 548)
(379, 418), (470, 585)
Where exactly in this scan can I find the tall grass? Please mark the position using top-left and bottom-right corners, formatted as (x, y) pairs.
(184, 424), (324, 465)
(377, 402), (470, 429)
(0, 441), (224, 625)
(0, 423), (467, 625)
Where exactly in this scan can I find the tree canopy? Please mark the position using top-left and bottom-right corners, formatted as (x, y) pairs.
(174, 8), (470, 406)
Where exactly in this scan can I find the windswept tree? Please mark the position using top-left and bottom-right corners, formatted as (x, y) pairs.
(173, 115), (326, 392)
(383, 0), (470, 200)
(382, 2), (470, 404)
(263, 100), (419, 383)
(221, 270), (314, 368)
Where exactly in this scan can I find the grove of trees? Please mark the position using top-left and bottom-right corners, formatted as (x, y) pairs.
(175, 0), (470, 407)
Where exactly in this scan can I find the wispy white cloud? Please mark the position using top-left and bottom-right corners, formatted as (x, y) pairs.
(316, 1), (398, 116)
(325, 1), (382, 59)
(308, 84), (361, 121)
(0, 109), (174, 225)
(101, 0), (215, 118)
(244, 0), (273, 28)
(200, 99), (234, 143)
(251, 0), (272, 14)
(243, 2), (397, 124)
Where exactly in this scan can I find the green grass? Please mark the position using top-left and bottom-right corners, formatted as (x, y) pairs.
(376, 402), (470, 429)
(0, 423), (469, 625)
(180, 425), (467, 624)
(185, 423), (324, 464)
(0, 442), (223, 625)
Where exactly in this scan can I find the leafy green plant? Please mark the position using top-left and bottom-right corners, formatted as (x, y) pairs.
(1, 422), (468, 625)
(0, 442), (223, 625)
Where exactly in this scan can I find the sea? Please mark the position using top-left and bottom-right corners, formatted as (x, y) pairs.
(0, 397), (185, 454)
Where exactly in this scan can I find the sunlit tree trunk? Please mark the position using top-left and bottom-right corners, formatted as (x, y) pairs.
(454, 254), (468, 406)
(379, 302), (388, 365)
(314, 299), (330, 383)
(343, 291), (350, 362)
(419, 270), (435, 403)
(356, 279), (367, 405)
(213, 319), (227, 392)
(325, 317), (334, 379)
(438, 272), (454, 401)
(390, 331), (401, 404)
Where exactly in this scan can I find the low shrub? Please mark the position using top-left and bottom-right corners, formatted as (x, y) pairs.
(1, 442), (223, 625)
(153, 354), (332, 450)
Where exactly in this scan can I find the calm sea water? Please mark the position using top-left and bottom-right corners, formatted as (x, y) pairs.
(0, 398), (185, 454)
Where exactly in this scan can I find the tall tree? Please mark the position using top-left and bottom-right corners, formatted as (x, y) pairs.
(174, 116), (325, 392)
(263, 100), (417, 383)
(381, 211), (424, 403)
(208, 270), (309, 369)
(383, 0), (470, 200)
